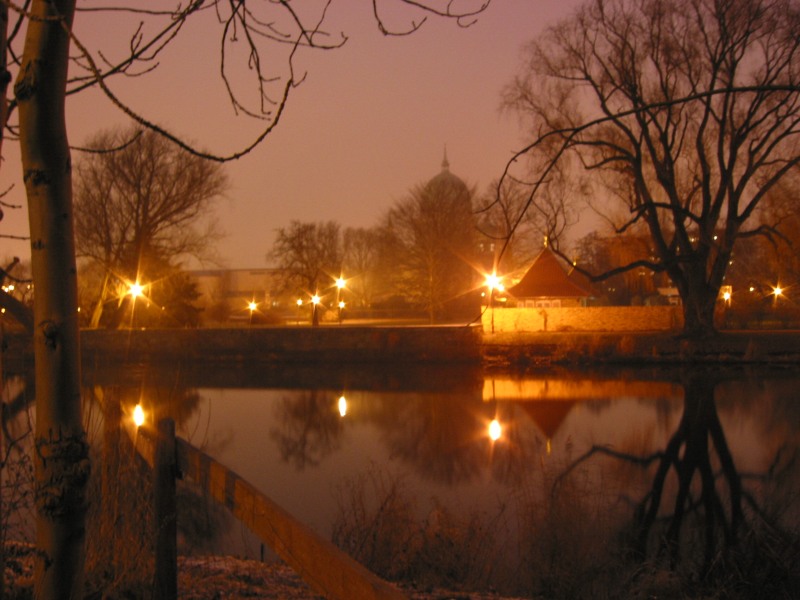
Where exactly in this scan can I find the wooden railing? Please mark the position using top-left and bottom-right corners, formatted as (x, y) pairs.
(130, 418), (407, 600)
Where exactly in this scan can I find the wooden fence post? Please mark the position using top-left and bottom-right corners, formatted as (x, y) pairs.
(154, 417), (177, 600)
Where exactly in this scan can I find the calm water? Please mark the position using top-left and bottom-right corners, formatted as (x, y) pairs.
(5, 363), (800, 596)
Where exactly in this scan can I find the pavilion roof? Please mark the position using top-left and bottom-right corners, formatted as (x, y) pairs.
(508, 246), (596, 298)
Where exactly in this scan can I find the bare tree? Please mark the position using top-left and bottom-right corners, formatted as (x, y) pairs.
(503, 0), (800, 337)
(342, 227), (381, 309)
(573, 230), (665, 305)
(379, 172), (479, 322)
(74, 126), (227, 327)
(476, 177), (569, 276)
(270, 220), (342, 324)
(4, 1), (492, 595)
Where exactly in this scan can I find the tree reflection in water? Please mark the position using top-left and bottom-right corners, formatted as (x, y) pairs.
(6, 363), (790, 598)
(265, 369), (799, 596)
(368, 392), (489, 485)
(552, 369), (799, 595)
(270, 390), (343, 469)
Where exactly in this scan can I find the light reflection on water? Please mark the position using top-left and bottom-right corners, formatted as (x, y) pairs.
(150, 365), (799, 594)
(4, 364), (799, 595)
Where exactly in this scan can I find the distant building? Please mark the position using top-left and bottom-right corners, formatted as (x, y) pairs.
(190, 268), (285, 323)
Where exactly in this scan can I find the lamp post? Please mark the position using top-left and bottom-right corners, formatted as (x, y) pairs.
(485, 272), (503, 334)
(124, 280), (145, 328)
(129, 281), (144, 299)
(133, 404), (145, 428)
(488, 419), (502, 441)
(311, 293), (320, 327)
(248, 300), (257, 327)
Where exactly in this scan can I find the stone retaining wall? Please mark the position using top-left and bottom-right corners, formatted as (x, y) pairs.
(80, 325), (483, 364)
(483, 305), (684, 333)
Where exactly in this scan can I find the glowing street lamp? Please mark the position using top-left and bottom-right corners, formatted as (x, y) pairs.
(337, 300), (345, 324)
(335, 277), (346, 322)
(247, 300), (258, 327)
(485, 272), (504, 334)
(485, 273), (502, 292)
(311, 293), (321, 327)
(338, 395), (347, 417)
(129, 281), (144, 298)
(719, 285), (732, 307)
(772, 285), (784, 307)
(133, 404), (145, 428)
(488, 418), (502, 441)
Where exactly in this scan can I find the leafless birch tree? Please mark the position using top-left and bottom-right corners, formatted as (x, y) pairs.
(2, 1), (491, 596)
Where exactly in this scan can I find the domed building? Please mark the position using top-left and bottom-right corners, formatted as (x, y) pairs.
(379, 151), (482, 322)
(425, 150), (473, 206)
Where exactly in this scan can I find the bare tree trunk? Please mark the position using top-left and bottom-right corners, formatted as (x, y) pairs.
(89, 271), (111, 329)
(676, 274), (719, 339)
(15, 1), (89, 598)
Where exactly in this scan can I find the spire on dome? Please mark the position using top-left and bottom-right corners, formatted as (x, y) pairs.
(441, 146), (450, 172)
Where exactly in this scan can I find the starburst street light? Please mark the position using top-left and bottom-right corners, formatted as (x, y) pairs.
(485, 272), (504, 334)
(485, 272), (504, 293)
(488, 418), (502, 441)
(133, 404), (145, 428)
(311, 293), (321, 327)
(129, 281), (144, 298)
(771, 284), (784, 307)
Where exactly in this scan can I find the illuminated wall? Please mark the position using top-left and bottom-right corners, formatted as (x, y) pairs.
(483, 305), (683, 333)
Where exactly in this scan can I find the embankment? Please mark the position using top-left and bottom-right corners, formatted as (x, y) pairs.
(481, 330), (800, 367)
(81, 325), (483, 365)
(3, 326), (800, 371)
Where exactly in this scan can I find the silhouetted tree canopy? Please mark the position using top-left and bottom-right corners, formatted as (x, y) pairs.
(378, 171), (480, 322)
(504, 0), (800, 337)
(74, 126), (227, 327)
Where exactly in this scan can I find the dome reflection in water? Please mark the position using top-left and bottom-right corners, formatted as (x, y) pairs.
(8, 363), (794, 597)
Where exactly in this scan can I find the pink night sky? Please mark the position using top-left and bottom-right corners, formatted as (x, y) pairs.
(0, 0), (582, 269)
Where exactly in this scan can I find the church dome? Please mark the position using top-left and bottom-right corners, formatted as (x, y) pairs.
(425, 150), (471, 204)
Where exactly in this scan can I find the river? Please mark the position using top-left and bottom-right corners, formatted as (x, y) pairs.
(3, 362), (799, 597)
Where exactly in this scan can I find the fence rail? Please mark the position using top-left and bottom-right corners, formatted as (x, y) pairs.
(130, 419), (406, 600)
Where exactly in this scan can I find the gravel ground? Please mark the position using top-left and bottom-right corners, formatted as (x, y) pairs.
(179, 555), (527, 599)
(4, 546), (526, 599)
